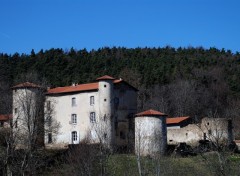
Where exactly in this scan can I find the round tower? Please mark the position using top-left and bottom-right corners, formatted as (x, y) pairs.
(135, 109), (167, 156)
(12, 82), (45, 147)
(96, 75), (115, 149)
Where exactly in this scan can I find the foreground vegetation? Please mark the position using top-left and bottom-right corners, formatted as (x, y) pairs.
(44, 151), (240, 176)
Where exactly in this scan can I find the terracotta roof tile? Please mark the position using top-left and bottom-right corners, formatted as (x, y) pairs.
(0, 114), (12, 121)
(166, 116), (190, 124)
(47, 82), (98, 94)
(12, 82), (41, 89)
(135, 109), (167, 117)
(96, 75), (115, 81)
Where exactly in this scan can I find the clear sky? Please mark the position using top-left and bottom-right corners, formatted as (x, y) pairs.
(1, 0), (240, 54)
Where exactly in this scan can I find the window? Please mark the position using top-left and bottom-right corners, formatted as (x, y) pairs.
(90, 112), (96, 123)
(14, 108), (17, 114)
(208, 130), (212, 135)
(47, 101), (51, 110)
(90, 96), (94, 105)
(203, 133), (207, 140)
(104, 133), (107, 139)
(72, 131), (77, 142)
(46, 116), (52, 127)
(71, 114), (77, 124)
(72, 97), (76, 107)
(120, 131), (126, 139)
(48, 133), (52, 143)
(104, 85), (106, 88)
(0, 122), (4, 127)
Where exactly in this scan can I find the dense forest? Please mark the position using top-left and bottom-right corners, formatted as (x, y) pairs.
(1, 46), (240, 133)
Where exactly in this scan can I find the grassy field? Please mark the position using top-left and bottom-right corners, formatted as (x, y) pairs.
(43, 151), (240, 176)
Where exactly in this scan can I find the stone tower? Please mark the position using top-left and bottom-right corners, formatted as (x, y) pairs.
(135, 109), (167, 156)
(12, 82), (45, 148)
(96, 75), (115, 149)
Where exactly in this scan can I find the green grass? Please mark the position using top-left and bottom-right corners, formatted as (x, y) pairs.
(43, 152), (240, 176)
(107, 154), (211, 176)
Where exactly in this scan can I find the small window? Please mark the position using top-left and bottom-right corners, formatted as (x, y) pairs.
(47, 101), (51, 110)
(15, 120), (18, 128)
(0, 122), (4, 127)
(72, 97), (76, 107)
(120, 131), (126, 139)
(208, 130), (212, 135)
(72, 131), (77, 142)
(90, 112), (96, 123)
(48, 133), (52, 143)
(207, 122), (209, 125)
(14, 108), (17, 114)
(90, 96), (94, 105)
(104, 85), (107, 88)
(203, 133), (207, 140)
(104, 99), (106, 102)
(72, 114), (77, 124)
(104, 133), (107, 139)
(47, 116), (52, 127)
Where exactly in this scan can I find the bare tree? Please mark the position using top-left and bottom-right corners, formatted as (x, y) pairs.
(63, 113), (115, 176)
(196, 115), (234, 176)
(0, 72), (59, 176)
(135, 117), (166, 176)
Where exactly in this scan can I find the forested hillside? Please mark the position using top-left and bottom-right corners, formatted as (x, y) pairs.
(1, 47), (240, 135)
(0, 47), (239, 89)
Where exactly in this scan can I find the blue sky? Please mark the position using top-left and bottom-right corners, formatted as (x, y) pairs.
(0, 0), (240, 54)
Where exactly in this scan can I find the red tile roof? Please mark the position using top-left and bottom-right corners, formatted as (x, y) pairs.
(47, 77), (138, 95)
(12, 82), (41, 89)
(0, 114), (12, 121)
(96, 75), (115, 81)
(47, 82), (99, 94)
(135, 109), (167, 117)
(166, 116), (190, 124)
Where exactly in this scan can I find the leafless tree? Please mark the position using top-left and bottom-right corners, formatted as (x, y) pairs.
(196, 114), (234, 176)
(135, 118), (166, 176)
(0, 72), (59, 176)
(63, 113), (115, 176)
(144, 84), (170, 114)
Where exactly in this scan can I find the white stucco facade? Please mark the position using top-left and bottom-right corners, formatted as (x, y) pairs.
(45, 76), (138, 149)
